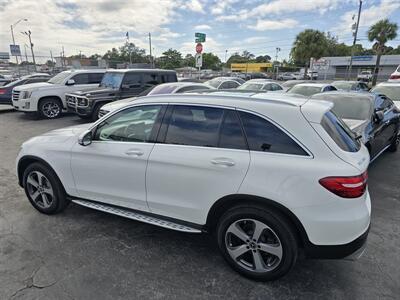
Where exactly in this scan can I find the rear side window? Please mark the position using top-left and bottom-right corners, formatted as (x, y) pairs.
(321, 111), (361, 152)
(89, 73), (104, 84)
(122, 73), (141, 87)
(218, 111), (247, 150)
(165, 106), (224, 147)
(160, 74), (177, 83)
(143, 73), (160, 87)
(239, 111), (308, 156)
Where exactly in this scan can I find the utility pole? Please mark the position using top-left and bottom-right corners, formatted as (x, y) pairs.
(347, 0), (362, 80)
(149, 33), (153, 68)
(22, 30), (36, 71)
(24, 44), (28, 62)
(50, 50), (54, 73)
(275, 47), (281, 80)
(225, 50), (228, 63)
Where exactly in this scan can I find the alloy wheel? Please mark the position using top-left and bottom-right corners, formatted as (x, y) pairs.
(225, 219), (283, 273)
(26, 171), (54, 209)
(42, 102), (60, 118)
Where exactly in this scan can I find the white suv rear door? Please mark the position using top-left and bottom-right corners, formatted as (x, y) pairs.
(146, 105), (250, 224)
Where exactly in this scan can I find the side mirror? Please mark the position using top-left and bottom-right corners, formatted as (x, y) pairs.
(66, 79), (75, 86)
(78, 130), (92, 146)
(374, 110), (384, 123)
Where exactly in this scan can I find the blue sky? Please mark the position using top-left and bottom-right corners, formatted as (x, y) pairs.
(0, 0), (399, 63)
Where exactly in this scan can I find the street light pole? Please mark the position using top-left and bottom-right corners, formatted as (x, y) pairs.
(10, 18), (28, 66)
(347, 0), (362, 80)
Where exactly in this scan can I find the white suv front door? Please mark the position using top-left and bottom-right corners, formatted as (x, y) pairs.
(70, 104), (165, 211)
(146, 105), (250, 224)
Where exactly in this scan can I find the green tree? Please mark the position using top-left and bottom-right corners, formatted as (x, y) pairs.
(226, 52), (247, 67)
(290, 29), (328, 78)
(254, 55), (271, 63)
(368, 19), (398, 86)
(242, 50), (255, 60)
(158, 49), (183, 69)
(45, 60), (55, 67)
(119, 43), (147, 64)
(202, 52), (222, 70)
(183, 54), (195, 67)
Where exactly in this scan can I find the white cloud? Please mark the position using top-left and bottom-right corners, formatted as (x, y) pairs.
(210, 0), (239, 15)
(194, 24), (212, 30)
(0, 0), (180, 61)
(185, 0), (204, 13)
(248, 19), (299, 31)
(334, 0), (400, 35)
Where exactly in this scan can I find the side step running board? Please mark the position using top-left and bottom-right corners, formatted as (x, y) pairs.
(71, 199), (202, 233)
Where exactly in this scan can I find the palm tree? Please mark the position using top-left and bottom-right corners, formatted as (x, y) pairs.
(368, 19), (398, 86)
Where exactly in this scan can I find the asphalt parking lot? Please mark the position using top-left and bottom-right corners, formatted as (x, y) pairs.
(0, 109), (399, 300)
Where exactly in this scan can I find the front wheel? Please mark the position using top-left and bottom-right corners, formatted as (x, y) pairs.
(39, 98), (62, 119)
(23, 163), (69, 214)
(216, 205), (298, 281)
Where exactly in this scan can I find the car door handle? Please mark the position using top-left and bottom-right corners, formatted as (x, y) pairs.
(125, 149), (144, 157)
(211, 158), (235, 167)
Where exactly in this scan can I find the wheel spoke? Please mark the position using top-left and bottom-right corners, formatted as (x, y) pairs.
(31, 190), (40, 201)
(27, 175), (39, 188)
(259, 243), (283, 259)
(227, 244), (249, 260)
(41, 193), (51, 207)
(43, 186), (54, 197)
(227, 223), (250, 242)
(252, 251), (265, 271)
(252, 220), (268, 242)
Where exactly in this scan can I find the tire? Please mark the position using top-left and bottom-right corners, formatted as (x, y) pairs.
(388, 133), (399, 152)
(91, 104), (102, 122)
(216, 205), (298, 281)
(38, 97), (62, 119)
(23, 162), (69, 214)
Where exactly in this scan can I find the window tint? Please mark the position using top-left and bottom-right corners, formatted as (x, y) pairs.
(262, 84), (273, 91)
(122, 73), (141, 87)
(143, 73), (160, 88)
(72, 73), (89, 84)
(177, 85), (208, 93)
(271, 83), (283, 91)
(239, 111), (308, 155)
(160, 74), (177, 83)
(89, 73), (104, 84)
(94, 105), (161, 142)
(321, 111), (361, 152)
(219, 81), (231, 89)
(227, 81), (239, 88)
(218, 110), (247, 150)
(165, 105), (223, 147)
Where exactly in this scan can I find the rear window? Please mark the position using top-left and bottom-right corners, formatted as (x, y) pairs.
(321, 111), (361, 152)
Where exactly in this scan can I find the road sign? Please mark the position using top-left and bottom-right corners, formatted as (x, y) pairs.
(195, 32), (206, 43)
(196, 43), (203, 54)
(311, 58), (330, 71)
(9, 45), (21, 56)
(195, 53), (202, 68)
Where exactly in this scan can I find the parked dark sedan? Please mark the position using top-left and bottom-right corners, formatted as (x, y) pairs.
(311, 91), (400, 162)
(0, 76), (50, 105)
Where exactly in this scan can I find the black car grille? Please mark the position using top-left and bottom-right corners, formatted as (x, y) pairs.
(12, 90), (20, 101)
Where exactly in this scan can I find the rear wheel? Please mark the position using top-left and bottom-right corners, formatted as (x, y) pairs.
(39, 98), (62, 119)
(91, 104), (102, 121)
(23, 163), (69, 214)
(216, 205), (298, 281)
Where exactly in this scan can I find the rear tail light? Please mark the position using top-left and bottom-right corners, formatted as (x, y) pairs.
(390, 75), (400, 80)
(0, 89), (5, 95)
(319, 171), (368, 198)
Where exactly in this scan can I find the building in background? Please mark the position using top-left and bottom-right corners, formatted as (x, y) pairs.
(311, 55), (400, 81)
(231, 62), (272, 73)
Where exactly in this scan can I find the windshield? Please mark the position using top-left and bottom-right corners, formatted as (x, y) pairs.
(313, 94), (372, 120)
(205, 79), (222, 88)
(238, 83), (263, 90)
(372, 86), (400, 101)
(48, 72), (71, 84)
(288, 85), (321, 96)
(332, 82), (354, 90)
(100, 72), (124, 89)
(148, 84), (177, 95)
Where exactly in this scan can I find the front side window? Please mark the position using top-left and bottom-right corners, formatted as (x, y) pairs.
(94, 105), (162, 142)
(239, 111), (308, 156)
(164, 105), (224, 147)
(72, 74), (89, 84)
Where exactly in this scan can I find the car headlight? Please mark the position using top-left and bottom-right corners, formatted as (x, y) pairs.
(78, 98), (88, 106)
(22, 91), (32, 99)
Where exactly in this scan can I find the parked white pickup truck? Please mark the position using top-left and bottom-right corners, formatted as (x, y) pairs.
(12, 69), (105, 119)
(357, 70), (373, 82)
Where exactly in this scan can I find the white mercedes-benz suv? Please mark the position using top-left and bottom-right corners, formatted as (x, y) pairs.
(12, 69), (105, 119)
(16, 93), (371, 280)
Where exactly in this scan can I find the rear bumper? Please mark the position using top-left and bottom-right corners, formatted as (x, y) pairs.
(304, 225), (369, 259)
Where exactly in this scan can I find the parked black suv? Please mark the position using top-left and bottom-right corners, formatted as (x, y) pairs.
(66, 69), (177, 120)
